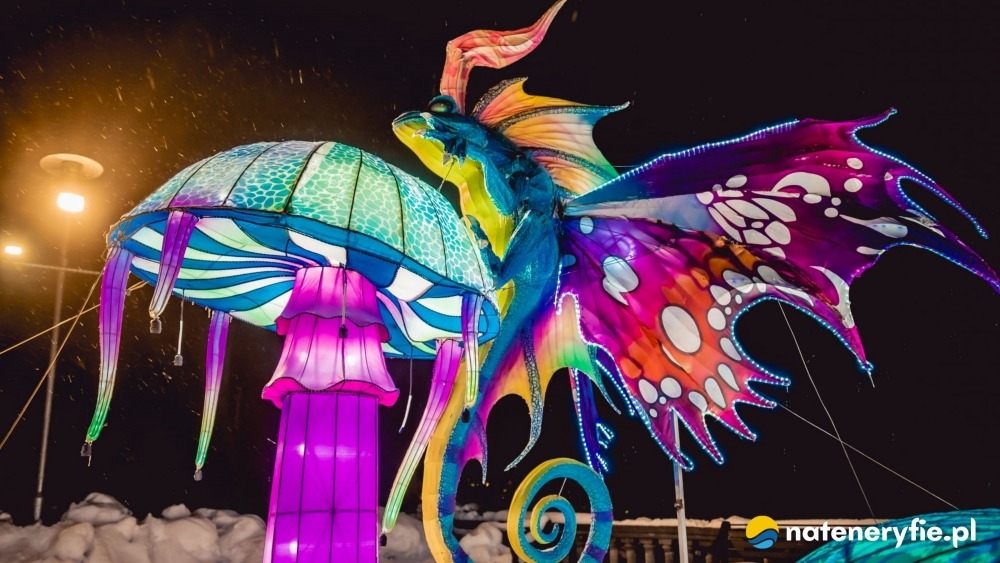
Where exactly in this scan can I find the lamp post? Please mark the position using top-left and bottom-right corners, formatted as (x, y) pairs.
(32, 153), (102, 523)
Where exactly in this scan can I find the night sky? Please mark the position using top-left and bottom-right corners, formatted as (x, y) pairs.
(1, 1), (998, 528)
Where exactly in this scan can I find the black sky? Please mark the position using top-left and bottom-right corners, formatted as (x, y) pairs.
(1, 1), (998, 527)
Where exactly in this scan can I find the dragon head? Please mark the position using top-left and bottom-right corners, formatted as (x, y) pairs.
(393, 1), (623, 257)
(392, 94), (494, 200)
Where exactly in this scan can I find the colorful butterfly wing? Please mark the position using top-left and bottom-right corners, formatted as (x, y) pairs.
(560, 219), (802, 467)
(561, 111), (999, 467)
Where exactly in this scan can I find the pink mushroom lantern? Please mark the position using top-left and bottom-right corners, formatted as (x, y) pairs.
(83, 140), (499, 562)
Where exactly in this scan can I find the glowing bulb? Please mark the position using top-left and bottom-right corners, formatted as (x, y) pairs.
(3, 245), (23, 256)
(57, 192), (85, 213)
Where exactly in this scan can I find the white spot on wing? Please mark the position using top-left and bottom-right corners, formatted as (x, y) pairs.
(812, 266), (855, 328)
(705, 378), (726, 408)
(723, 270), (754, 293)
(710, 285), (732, 306)
(840, 215), (908, 238)
(713, 201), (747, 227)
(753, 197), (797, 221)
(744, 230), (771, 245)
(638, 378), (659, 404)
(720, 338), (742, 361)
(602, 256), (639, 305)
(718, 363), (740, 390)
(708, 207), (744, 242)
(688, 391), (708, 412)
(660, 377), (682, 398)
(764, 247), (787, 259)
(660, 306), (702, 354)
(773, 172), (831, 197)
(765, 222), (792, 245)
(726, 174), (748, 188)
(707, 308), (726, 331)
(727, 199), (769, 220)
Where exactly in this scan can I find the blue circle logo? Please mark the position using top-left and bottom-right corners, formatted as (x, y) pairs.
(746, 515), (779, 550)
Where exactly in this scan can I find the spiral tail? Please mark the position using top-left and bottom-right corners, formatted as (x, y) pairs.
(508, 458), (613, 563)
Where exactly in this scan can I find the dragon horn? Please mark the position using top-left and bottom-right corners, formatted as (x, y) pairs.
(439, 0), (565, 113)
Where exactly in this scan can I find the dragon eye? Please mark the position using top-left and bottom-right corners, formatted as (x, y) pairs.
(427, 96), (456, 114)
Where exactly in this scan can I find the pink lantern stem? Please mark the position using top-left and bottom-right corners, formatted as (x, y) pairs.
(264, 391), (380, 562)
(262, 266), (397, 562)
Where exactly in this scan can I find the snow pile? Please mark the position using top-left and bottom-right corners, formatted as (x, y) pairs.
(0, 492), (265, 562)
(458, 522), (511, 563)
(379, 510), (434, 563)
(381, 506), (512, 563)
(0, 494), (517, 563)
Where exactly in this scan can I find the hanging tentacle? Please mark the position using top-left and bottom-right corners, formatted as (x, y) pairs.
(382, 338), (462, 536)
(507, 458), (613, 563)
(84, 245), (134, 449)
(194, 310), (231, 480)
(439, 0), (565, 113)
(461, 293), (484, 410)
(148, 210), (198, 330)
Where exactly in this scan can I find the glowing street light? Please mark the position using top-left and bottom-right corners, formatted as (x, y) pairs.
(4, 245), (23, 256)
(32, 153), (102, 523)
(56, 192), (85, 213)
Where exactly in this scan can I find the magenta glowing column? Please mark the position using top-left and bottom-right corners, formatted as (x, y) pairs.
(265, 392), (379, 562)
(262, 266), (396, 563)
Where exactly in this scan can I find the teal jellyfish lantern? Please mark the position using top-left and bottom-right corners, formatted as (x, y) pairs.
(84, 141), (500, 562)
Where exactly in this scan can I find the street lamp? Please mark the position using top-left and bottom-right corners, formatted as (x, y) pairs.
(4, 245), (24, 256)
(56, 192), (85, 213)
(32, 153), (102, 523)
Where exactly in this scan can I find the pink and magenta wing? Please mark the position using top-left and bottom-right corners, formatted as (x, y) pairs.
(561, 112), (999, 467)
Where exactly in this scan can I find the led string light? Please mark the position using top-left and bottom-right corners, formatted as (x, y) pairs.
(587, 119), (801, 193)
(850, 111), (988, 238)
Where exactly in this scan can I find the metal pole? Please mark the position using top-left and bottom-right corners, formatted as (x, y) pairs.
(673, 410), (690, 562)
(3, 261), (100, 276)
(34, 221), (69, 522)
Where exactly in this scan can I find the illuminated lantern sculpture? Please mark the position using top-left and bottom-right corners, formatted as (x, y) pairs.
(83, 142), (500, 562)
(390, 2), (999, 561)
(83, 1), (998, 562)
